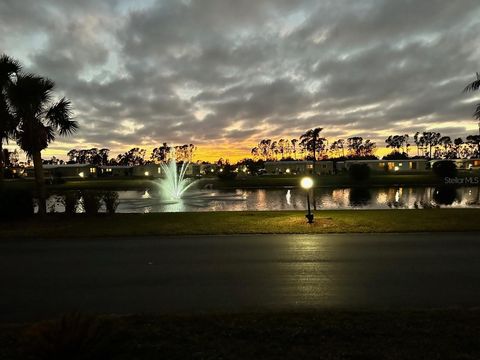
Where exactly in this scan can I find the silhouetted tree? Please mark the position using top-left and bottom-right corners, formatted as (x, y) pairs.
(383, 151), (409, 160)
(173, 144), (195, 162)
(0, 54), (21, 178)
(466, 134), (480, 157)
(385, 134), (409, 154)
(67, 148), (110, 165)
(7, 74), (77, 214)
(256, 139), (272, 161)
(151, 142), (171, 163)
(290, 138), (298, 159)
(330, 139), (345, 158)
(413, 132), (426, 157)
(421, 132), (441, 158)
(463, 72), (480, 133)
(300, 127), (326, 161)
(347, 137), (376, 157)
(116, 148), (146, 166)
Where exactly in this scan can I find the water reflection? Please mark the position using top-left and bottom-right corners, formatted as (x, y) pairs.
(44, 186), (480, 213)
(432, 186), (458, 205)
(348, 188), (371, 207)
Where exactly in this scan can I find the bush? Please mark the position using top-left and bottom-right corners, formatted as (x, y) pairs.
(0, 188), (34, 220)
(80, 191), (103, 215)
(348, 164), (371, 182)
(62, 191), (81, 215)
(103, 191), (119, 215)
(432, 160), (457, 178)
(19, 313), (119, 360)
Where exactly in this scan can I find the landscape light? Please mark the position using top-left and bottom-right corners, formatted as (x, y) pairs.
(144, 171), (150, 176)
(394, 166), (399, 172)
(300, 177), (314, 224)
(301, 176), (314, 190)
(79, 172), (84, 178)
(286, 168), (291, 174)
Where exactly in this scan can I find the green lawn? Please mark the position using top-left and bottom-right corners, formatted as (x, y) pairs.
(1, 209), (479, 239)
(2, 310), (480, 359)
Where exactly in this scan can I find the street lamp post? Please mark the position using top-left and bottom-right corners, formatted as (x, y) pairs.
(301, 176), (314, 224)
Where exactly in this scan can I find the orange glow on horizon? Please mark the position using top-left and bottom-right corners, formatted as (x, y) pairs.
(39, 142), (395, 163)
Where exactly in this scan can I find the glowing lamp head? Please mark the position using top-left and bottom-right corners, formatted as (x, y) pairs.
(78, 172), (85, 178)
(301, 177), (314, 190)
(144, 171), (150, 176)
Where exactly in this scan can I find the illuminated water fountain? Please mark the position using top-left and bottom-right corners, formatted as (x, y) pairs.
(158, 160), (197, 201)
(122, 158), (246, 212)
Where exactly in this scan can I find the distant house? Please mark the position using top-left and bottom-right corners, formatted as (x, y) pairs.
(265, 160), (334, 175)
(199, 163), (219, 175)
(24, 164), (98, 179)
(430, 159), (480, 170)
(99, 165), (134, 177)
(338, 159), (429, 173)
(133, 164), (162, 177)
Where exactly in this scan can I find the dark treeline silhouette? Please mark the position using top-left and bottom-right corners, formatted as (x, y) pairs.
(62, 143), (196, 166)
(251, 128), (377, 161)
(385, 131), (480, 160)
(250, 127), (479, 162)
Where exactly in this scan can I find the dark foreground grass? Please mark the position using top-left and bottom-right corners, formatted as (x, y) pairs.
(1, 310), (480, 359)
(2, 209), (480, 239)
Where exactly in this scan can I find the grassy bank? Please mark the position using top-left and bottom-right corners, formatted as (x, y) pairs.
(2, 310), (480, 359)
(1, 209), (479, 239)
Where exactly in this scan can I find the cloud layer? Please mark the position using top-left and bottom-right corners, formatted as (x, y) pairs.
(1, 0), (480, 160)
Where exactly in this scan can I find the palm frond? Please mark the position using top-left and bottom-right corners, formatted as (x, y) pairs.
(16, 122), (55, 156)
(46, 97), (78, 135)
(463, 73), (480, 93)
(7, 74), (55, 117)
(0, 54), (22, 87)
(474, 103), (480, 120)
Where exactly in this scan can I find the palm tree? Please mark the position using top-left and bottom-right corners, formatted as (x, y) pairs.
(0, 54), (21, 178)
(300, 127), (324, 162)
(7, 74), (78, 214)
(463, 72), (480, 134)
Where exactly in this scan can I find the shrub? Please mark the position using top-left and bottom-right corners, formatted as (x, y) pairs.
(80, 191), (103, 215)
(0, 188), (34, 220)
(432, 160), (457, 178)
(103, 191), (119, 215)
(62, 191), (81, 215)
(19, 313), (119, 360)
(348, 164), (371, 182)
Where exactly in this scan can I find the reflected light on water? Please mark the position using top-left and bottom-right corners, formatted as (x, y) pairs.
(43, 186), (480, 213)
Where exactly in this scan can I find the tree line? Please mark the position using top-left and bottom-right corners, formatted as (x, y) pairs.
(250, 128), (480, 162)
(47, 143), (197, 166)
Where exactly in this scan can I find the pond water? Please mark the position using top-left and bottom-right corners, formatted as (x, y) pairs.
(46, 186), (480, 213)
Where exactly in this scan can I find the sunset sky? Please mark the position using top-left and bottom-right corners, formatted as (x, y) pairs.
(1, 0), (480, 162)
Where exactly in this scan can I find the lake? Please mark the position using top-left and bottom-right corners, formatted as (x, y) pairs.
(45, 186), (480, 213)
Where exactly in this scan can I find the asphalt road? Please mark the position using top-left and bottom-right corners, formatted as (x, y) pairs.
(1, 232), (480, 322)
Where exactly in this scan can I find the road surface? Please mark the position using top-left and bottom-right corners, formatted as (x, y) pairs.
(1, 233), (480, 322)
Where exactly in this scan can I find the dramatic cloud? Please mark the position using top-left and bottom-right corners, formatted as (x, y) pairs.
(1, 0), (480, 160)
